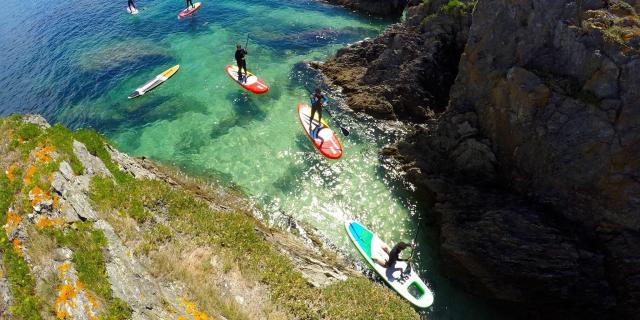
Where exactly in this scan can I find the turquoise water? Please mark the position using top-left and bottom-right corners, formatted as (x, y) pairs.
(0, 0), (503, 318)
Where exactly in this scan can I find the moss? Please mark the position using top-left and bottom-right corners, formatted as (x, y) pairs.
(73, 129), (131, 184)
(45, 222), (132, 319)
(0, 174), (44, 319)
(44, 124), (84, 175)
(49, 222), (110, 299)
(11, 122), (43, 157)
(441, 0), (476, 15)
(89, 176), (417, 319)
(101, 298), (132, 320)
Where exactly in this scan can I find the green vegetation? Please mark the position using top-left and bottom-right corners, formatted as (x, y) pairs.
(45, 222), (132, 319)
(6, 116), (134, 181)
(74, 129), (132, 184)
(0, 166), (44, 319)
(44, 124), (84, 175)
(89, 176), (419, 319)
(441, 0), (476, 15)
(323, 277), (418, 319)
(1, 115), (418, 319)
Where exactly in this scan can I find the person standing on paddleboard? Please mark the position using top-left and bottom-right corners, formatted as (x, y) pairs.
(235, 44), (248, 83)
(128, 0), (137, 12)
(374, 242), (415, 270)
(309, 88), (328, 135)
(185, 0), (194, 10)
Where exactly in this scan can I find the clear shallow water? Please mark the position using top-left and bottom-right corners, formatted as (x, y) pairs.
(0, 0), (503, 318)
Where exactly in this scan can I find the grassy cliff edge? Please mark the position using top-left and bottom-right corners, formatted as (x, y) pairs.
(0, 114), (419, 320)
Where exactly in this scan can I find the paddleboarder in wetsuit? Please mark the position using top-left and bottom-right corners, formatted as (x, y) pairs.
(185, 0), (194, 10)
(235, 44), (248, 82)
(128, 0), (137, 11)
(309, 88), (328, 136)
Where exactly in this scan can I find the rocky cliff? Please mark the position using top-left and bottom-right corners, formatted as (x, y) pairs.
(322, 0), (409, 17)
(0, 115), (418, 319)
(319, 0), (640, 318)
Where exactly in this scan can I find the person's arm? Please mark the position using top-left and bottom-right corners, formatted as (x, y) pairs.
(395, 242), (414, 261)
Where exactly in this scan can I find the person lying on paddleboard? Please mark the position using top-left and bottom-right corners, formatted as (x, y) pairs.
(185, 0), (194, 10)
(128, 0), (137, 11)
(235, 44), (248, 82)
(309, 88), (328, 135)
(373, 241), (415, 271)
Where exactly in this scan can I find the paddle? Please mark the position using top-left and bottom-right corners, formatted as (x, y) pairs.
(402, 218), (422, 277)
(307, 90), (350, 137)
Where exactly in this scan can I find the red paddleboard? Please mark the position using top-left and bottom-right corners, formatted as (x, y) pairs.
(225, 64), (269, 94)
(178, 2), (201, 18)
(298, 104), (343, 159)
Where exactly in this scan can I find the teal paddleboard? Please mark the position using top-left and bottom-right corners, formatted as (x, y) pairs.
(345, 220), (434, 308)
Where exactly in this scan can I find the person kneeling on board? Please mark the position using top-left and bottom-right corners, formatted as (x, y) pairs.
(235, 44), (248, 82)
(374, 242), (415, 273)
(309, 88), (328, 137)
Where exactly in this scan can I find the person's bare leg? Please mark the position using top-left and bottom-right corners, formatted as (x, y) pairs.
(374, 257), (387, 267)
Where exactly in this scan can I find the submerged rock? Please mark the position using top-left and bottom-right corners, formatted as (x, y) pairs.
(77, 40), (174, 73)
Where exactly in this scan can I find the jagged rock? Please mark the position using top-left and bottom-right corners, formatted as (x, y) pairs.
(52, 160), (97, 222)
(22, 114), (51, 129)
(54, 247), (74, 262)
(319, 0), (472, 122)
(73, 140), (112, 177)
(325, 0), (640, 317)
(94, 220), (187, 319)
(105, 144), (158, 180)
(265, 225), (353, 288)
(55, 261), (100, 320)
(323, 0), (408, 17)
(0, 257), (11, 317)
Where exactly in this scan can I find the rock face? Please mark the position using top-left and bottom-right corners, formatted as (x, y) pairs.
(323, 0), (408, 17)
(318, 0), (472, 121)
(323, 0), (640, 318)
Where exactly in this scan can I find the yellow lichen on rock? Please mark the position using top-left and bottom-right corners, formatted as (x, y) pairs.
(3, 209), (22, 235)
(30, 185), (52, 207)
(12, 239), (23, 256)
(35, 145), (55, 163)
(24, 164), (37, 185)
(55, 283), (78, 319)
(55, 262), (101, 319)
(35, 216), (64, 229)
(180, 298), (210, 320)
(5, 163), (17, 181)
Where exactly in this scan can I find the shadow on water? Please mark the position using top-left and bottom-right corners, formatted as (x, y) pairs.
(174, 127), (210, 156)
(60, 94), (210, 136)
(209, 90), (267, 139)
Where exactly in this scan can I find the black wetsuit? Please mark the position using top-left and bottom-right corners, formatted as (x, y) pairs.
(128, 0), (136, 9)
(235, 48), (248, 81)
(384, 242), (411, 268)
(309, 93), (325, 134)
(186, 0), (194, 8)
